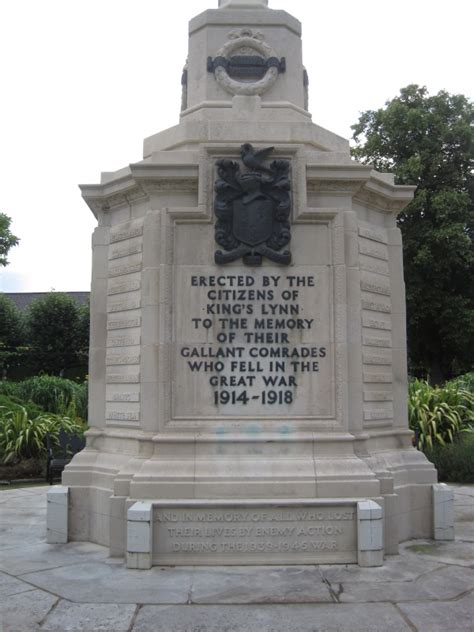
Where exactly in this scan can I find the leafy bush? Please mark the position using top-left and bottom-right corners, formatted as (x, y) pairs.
(448, 372), (474, 394)
(409, 378), (474, 450)
(0, 394), (44, 420)
(425, 434), (474, 483)
(0, 405), (85, 464)
(0, 376), (87, 420)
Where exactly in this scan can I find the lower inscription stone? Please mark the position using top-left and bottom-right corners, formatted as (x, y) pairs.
(152, 500), (357, 565)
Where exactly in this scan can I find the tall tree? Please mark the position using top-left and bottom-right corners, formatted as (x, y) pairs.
(0, 213), (19, 267)
(351, 85), (473, 383)
(25, 293), (88, 376)
(0, 294), (25, 377)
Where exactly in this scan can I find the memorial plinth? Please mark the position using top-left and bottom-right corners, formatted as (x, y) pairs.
(63, 0), (438, 564)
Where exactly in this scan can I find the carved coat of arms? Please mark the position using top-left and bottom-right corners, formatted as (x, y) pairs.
(214, 144), (291, 266)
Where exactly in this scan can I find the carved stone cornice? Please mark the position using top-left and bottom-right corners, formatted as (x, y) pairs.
(305, 163), (415, 213)
(355, 175), (415, 214)
(306, 164), (372, 196)
(80, 163), (199, 217)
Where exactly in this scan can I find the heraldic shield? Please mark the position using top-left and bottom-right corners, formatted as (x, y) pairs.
(214, 144), (292, 266)
(233, 198), (274, 247)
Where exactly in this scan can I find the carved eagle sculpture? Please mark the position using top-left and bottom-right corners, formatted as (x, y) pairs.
(240, 143), (275, 174)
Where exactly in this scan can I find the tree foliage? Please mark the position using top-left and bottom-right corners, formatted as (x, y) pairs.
(0, 294), (25, 377)
(352, 85), (474, 382)
(0, 213), (19, 267)
(25, 293), (89, 376)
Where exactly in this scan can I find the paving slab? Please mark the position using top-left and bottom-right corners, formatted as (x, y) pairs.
(397, 592), (474, 632)
(0, 541), (109, 575)
(401, 539), (474, 567)
(41, 602), (137, 632)
(190, 565), (333, 604)
(320, 553), (442, 584)
(453, 500), (474, 542)
(337, 564), (474, 603)
(133, 603), (412, 632)
(21, 562), (193, 604)
(0, 570), (37, 598)
(0, 488), (47, 551)
(0, 587), (57, 632)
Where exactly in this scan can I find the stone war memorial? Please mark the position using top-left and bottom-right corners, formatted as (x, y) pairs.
(48, 0), (454, 568)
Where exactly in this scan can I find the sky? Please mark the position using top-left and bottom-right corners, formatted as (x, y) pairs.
(0, 0), (472, 293)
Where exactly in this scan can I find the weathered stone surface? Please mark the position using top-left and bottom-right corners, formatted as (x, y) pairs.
(401, 539), (474, 568)
(21, 562), (193, 604)
(0, 588), (57, 632)
(321, 553), (441, 584)
(190, 565), (332, 603)
(132, 603), (412, 632)
(0, 571), (36, 598)
(337, 565), (474, 603)
(41, 602), (136, 632)
(0, 541), (109, 576)
(397, 593), (474, 632)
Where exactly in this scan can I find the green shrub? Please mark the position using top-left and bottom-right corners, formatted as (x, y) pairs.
(0, 394), (44, 420)
(0, 405), (85, 464)
(425, 434), (474, 483)
(409, 378), (474, 450)
(0, 376), (88, 420)
(448, 372), (474, 394)
(0, 380), (20, 398)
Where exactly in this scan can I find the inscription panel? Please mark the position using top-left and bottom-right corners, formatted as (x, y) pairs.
(358, 225), (388, 245)
(363, 406), (394, 421)
(106, 353), (140, 366)
(107, 317), (141, 330)
(153, 503), (357, 565)
(107, 297), (141, 313)
(360, 271), (391, 297)
(106, 371), (140, 384)
(172, 264), (335, 419)
(362, 315), (391, 331)
(108, 278), (141, 296)
(359, 222), (394, 425)
(109, 257), (142, 278)
(106, 221), (143, 428)
(105, 409), (140, 423)
(110, 219), (144, 244)
(107, 333), (141, 348)
(109, 239), (143, 260)
(106, 391), (140, 403)
(359, 240), (388, 261)
(359, 255), (390, 277)
(361, 297), (391, 314)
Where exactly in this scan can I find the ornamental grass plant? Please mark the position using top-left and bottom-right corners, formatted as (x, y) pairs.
(0, 375), (87, 420)
(409, 378), (474, 450)
(0, 405), (85, 465)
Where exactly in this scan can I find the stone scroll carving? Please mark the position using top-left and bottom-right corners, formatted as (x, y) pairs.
(214, 144), (291, 266)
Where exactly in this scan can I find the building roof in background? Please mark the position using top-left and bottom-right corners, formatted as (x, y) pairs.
(4, 292), (90, 311)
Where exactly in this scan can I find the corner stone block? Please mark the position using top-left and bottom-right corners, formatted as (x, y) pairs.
(46, 486), (69, 544)
(127, 501), (153, 569)
(433, 483), (455, 540)
(357, 500), (383, 567)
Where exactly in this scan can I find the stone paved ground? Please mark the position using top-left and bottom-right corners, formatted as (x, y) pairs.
(0, 485), (472, 631)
